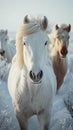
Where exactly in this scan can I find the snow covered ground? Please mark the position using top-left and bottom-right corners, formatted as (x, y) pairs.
(0, 36), (73, 130)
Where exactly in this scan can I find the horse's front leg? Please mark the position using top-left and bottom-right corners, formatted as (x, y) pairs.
(14, 109), (28, 130)
(37, 110), (51, 130)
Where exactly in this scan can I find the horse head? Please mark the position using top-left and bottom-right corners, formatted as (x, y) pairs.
(54, 24), (71, 58)
(16, 15), (50, 83)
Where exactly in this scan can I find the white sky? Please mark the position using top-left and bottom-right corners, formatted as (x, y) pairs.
(0, 0), (73, 31)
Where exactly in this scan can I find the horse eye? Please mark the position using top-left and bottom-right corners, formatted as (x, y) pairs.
(45, 41), (47, 46)
(24, 42), (26, 45)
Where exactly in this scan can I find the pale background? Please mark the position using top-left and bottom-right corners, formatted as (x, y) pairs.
(0, 0), (73, 31)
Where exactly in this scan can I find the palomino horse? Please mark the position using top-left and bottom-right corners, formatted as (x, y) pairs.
(49, 24), (71, 90)
(0, 29), (16, 62)
(8, 15), (56, 130)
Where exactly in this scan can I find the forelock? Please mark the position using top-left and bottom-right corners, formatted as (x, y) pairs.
(59, 24), (68, 29)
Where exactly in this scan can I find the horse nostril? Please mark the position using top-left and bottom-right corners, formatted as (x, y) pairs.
(65, 50), (68, 55)
(29, 70), (43, 82)
(61, 47), (68, 56)
(0, 50), (5, 56)
(29, 71), (35, 80)
(37, 70), (43, 80)
(3, 50), (5, 54)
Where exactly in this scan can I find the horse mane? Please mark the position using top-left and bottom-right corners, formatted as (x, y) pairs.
(16, 15), (50, 69)
(59, 24), (69, 28)
(54, 24), (69, 37)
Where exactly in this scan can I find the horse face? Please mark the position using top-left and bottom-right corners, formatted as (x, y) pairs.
(54, 24), (71, 58)
(56, 32), (70, 58)
(0, 30), (8, 51)
(23, 31), (49, 83)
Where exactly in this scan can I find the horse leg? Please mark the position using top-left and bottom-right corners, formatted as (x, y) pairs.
(37, 111), (51, 130)
(14, 110), (28, 130)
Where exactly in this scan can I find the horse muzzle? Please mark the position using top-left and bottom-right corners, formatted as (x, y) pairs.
(60, 46), (68, 58)
(0, 49), (5, 56)
(29, 70), (43, 84)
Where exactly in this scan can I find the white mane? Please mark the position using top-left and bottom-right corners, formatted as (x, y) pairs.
(17, 16), (50, 37)
(18, 21), (41, 36)
(59, 24), (69, 28)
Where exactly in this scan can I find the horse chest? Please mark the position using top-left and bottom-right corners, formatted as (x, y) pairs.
(53, 57), (66, 75)
(30, 89), (49, 114)
(17, 84), (50, 115)
(52, 57), (67, 88)
(26, 86), (45, 111)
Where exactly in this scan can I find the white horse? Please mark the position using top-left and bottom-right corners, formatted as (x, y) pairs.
(8, 15), (57, 130)
(49, 24), (71, 90)
(0, 29), (16, 62)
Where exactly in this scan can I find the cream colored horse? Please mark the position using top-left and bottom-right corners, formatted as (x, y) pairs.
(8, 15), (56, 130)
(49, 24), (71, 90)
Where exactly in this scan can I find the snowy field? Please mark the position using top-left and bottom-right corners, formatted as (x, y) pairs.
(0, 33), (73, 130)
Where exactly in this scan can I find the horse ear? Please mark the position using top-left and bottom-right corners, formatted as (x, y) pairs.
(66, 24), (71, 32)
(55, 24), (59, 30)
(24, 15), (29, 23)
(41, 16), (48, 30)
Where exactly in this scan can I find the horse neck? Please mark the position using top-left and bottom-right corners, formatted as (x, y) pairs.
(50, 44), (59, 58)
